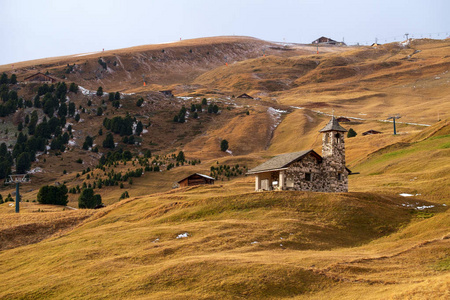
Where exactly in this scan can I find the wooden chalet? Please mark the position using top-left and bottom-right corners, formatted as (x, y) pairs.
(160, 90), (174, 97)
(237, 93), (253, 99)
(337, 117), (351, 123)
(362, 130), (382, 136)
(178, 173), (215, 187)
(23, 72), (57, 84)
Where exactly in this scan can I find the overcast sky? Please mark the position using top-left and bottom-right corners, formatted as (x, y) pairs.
(0, 0), (448, 65)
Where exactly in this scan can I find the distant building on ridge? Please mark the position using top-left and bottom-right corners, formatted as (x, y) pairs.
(312, 36), (346, 46)
(23, 72), (58, 84)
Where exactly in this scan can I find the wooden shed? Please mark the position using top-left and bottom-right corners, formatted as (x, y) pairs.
(160, 90), (174, 97)
(237, 93), (253, 99)
(362, 130), (382, 136)
(23, 72), (57, 84)
(337, 117), (351, 123)
(178, 173), (215, 187)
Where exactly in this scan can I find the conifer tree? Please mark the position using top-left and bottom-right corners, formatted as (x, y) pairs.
(96, 86), (103, 96)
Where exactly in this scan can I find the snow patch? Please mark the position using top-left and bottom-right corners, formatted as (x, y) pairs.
(399, 193), (414, 197)
(416, 205), (434, 210)
(178, 96), (193, 101)
(28, 167), (43, 174)
(142, 129), (148, 134)
(78, 86), (96, 96)
(225, 149), (233, 155)
(251, 241), (259, 244)
(176, 232), (189, 239)
(267, 107), (287, 130)
(73, 51), (101, 57)
(400, 39), (412, 47)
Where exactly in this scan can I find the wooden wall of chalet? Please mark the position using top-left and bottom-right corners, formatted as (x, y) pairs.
(23, 73), (57, 84)
(179, 174), (214, 187)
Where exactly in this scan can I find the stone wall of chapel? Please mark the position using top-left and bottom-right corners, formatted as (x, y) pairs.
(284, 153), (326, 192)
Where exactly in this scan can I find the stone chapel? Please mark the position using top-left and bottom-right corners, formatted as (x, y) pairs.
(247, 116), (351, 192)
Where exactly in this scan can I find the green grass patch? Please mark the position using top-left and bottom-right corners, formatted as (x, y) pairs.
(440, 142), (450, 149)
(413, 211), (435, 219)
(432, 257), (450, 271)
(381, 147), (417, 160)
(428, 134), (450, 141)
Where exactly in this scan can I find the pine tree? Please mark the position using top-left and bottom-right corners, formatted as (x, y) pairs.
(96, 86), (103, 96)
(347, 128), (357, 138)
(68, 102), (75, 116)
(69, 82), (78, 93)
(135, 121), (143, 135)
(0, 73), (7, 84)
(103, 133), (115, 148)
(16, 152), (31, 174)
(176, 151), (185, 162)
(9, 74), (17, 84)
(78, 188), (102, 208)
(220, 139), (229, 152)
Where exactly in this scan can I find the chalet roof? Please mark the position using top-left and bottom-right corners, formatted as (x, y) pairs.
(237, 93), (253, 99)
(319, 116), (348, 132)
(247, 150), (321, 174)
(177, 173), (215, 183)
(23, 72), (56, 81)
(362, 130), (382, 135)
(336, 116), (351, 122)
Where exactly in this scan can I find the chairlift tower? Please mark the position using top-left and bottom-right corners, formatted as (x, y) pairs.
(5, 174), (30, 213)
(387, 114), (401, 135)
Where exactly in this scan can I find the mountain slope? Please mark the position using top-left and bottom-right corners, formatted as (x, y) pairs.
(2, 188), (443, 299)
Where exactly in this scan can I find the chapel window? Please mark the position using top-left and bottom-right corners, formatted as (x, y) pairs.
(305, 173), (311, 181)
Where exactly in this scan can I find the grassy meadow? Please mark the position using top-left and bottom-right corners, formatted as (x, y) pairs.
(0, 37), (449, 298)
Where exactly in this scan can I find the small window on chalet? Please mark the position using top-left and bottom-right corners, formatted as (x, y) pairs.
(305, 173), (311, 181)
(337, 173), (342, 181)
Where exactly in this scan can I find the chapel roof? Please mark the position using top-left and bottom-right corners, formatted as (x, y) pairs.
(319, 116), (348, 132)
(246, 150), (321, 174)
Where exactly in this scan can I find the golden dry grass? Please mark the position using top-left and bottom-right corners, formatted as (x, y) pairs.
(0, 37), (449, 299)
(2, 186), (446, 299)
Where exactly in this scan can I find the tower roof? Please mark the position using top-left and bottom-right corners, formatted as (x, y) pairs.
(319, 116), (348, 132)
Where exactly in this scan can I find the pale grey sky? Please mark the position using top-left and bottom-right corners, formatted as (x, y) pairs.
(0, 0), (448, 65)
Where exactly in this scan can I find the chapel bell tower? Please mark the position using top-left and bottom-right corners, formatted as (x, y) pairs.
(319, 116), (349, 192)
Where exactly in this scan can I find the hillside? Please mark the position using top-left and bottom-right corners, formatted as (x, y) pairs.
(1, 187), (447, 299)
(0, 36), (449, 299)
